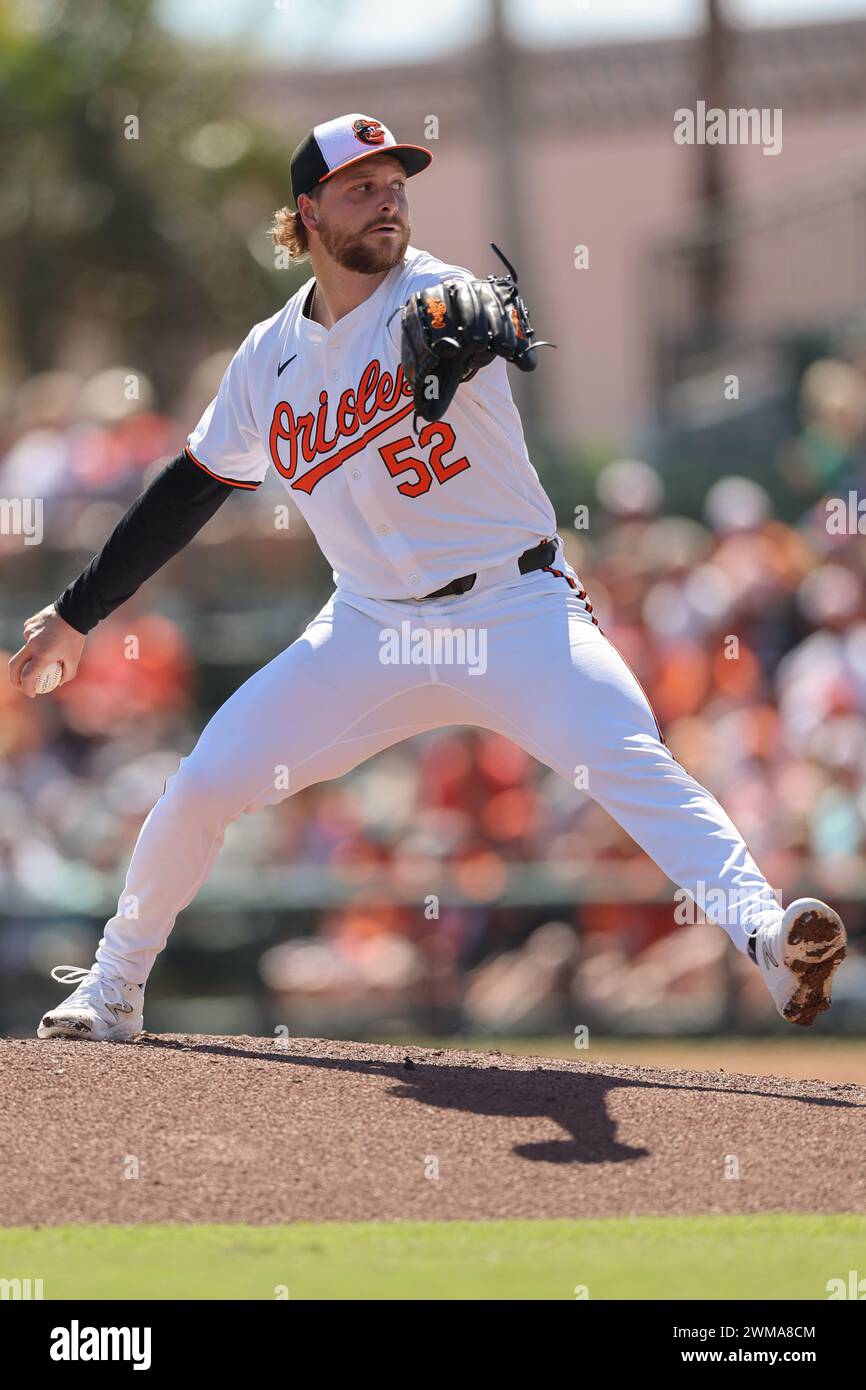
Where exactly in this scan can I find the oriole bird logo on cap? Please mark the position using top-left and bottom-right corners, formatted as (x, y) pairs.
(352, 118), (386, 146)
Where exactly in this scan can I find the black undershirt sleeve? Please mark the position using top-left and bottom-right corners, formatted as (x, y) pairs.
(54, 450), (239, 635)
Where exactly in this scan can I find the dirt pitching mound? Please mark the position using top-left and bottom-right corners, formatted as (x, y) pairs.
(2, 1034), (865, 1224)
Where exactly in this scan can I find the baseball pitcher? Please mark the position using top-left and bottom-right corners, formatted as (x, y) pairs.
(11, 113), (846, 1041)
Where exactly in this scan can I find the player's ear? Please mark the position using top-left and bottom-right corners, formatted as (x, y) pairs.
(298, 192), (320, 233)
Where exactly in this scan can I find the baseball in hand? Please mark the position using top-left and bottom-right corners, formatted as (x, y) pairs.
(33, 661), (63, 695)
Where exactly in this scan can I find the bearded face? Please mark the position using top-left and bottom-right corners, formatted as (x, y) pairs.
(310, 155), (412, 274)
(315, 206), (411, 274)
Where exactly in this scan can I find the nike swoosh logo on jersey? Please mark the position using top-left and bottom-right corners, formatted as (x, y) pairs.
(277, 354), (297, 377)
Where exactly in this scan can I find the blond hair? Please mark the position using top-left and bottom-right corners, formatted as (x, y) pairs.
(269, 188), (320, 263)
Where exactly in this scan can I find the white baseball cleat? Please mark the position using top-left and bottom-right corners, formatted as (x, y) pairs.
(749, 897), (847, 1027)
(37, 965), (145, 1042)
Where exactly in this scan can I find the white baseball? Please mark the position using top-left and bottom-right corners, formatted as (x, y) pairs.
(33, 661), (63, 695)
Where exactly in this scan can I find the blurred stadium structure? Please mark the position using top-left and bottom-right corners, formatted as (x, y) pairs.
(1, 0), (865, 1039)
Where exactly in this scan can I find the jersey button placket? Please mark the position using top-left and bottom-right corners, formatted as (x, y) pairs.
(325, 322), (430, 594)
(325, 341), (341, 385)
(349, 488), (429, 591)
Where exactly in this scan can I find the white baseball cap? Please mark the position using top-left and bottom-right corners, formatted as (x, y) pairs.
(290, 113), (432, 202)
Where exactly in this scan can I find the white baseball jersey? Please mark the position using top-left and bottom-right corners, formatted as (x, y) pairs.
(186, 246), (556, 599)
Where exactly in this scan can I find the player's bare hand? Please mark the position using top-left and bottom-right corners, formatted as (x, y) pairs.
(9, 605), (85, 698)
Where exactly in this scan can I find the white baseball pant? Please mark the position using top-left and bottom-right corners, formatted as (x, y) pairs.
(95, 543), (783, 983)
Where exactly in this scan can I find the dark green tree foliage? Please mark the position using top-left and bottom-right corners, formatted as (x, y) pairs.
(0, 0), (301, 401)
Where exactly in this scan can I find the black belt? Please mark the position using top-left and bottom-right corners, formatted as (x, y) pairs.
(419, 538), (558, 600)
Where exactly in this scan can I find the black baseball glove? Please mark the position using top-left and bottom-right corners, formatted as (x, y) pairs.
(400, 244), (553, 427)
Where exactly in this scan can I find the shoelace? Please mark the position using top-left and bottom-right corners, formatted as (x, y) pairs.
(49, 965), (134, 1014)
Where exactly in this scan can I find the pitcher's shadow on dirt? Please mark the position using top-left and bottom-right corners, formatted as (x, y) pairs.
(389, 1065), (651, 1165)
(139, 1036), (863, 1168)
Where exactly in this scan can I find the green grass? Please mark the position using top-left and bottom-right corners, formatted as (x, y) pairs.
(1, 1216), (864, 1299)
